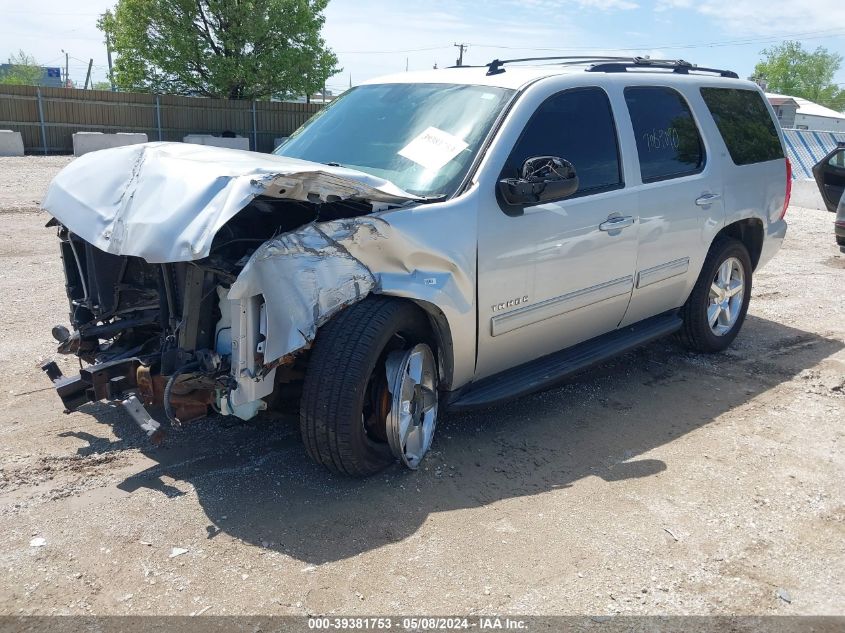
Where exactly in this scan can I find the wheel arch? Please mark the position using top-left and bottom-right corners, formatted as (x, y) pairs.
(406, 298), (456, 391)
(714, 217), (764, 270)
(310, 294), (457, 391)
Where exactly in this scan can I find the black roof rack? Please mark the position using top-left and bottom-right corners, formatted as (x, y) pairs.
(483, 55), (738, 79)
(587, 57), (739, 78)
(486, 56), (632, 75)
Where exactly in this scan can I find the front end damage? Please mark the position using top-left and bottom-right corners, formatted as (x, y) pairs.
(39, 142), (447, 441)
(42, 224), (245, 439)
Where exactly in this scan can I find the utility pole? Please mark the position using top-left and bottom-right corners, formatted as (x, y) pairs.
(61, 50), (70, 87)
(84, 58), (93, 89)
(454, 42), (467, 67)
(106, 34), (115, 91)
(405, 57), (409, 72)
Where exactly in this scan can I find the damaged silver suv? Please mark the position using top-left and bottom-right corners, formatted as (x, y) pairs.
(42, 57), (790, 476)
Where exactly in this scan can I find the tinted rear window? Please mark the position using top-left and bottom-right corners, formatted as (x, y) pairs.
(624, 87), (705, 183)
(700, 88), (784, 165)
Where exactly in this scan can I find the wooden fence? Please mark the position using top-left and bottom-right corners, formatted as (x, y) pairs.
(0, 85), (323, 154)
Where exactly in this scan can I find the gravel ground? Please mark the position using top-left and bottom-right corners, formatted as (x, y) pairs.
(0, 156), (843, 616)
(0, 156), (73, 212)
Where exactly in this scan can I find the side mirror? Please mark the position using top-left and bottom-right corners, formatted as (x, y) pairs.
(498, 156), (579, 207)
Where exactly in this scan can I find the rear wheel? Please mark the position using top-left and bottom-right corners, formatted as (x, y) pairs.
(679, 237), (752, 353)
(299, 297), (438, 476)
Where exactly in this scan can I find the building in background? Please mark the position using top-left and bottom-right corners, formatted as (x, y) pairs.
(0, 65), (63, 87)
(767, 95), (799, 128)
(767, 93), (845, 132)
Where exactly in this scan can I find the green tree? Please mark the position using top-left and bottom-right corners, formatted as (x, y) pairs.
(98, 0), (339, 100)
(0, 50), (43, 86)
(92, 80), (113, 91)
(754, 41), (845, 112)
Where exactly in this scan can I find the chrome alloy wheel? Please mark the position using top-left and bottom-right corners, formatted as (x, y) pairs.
(385, 343), (438, 469)
(708, 256), (745, 336)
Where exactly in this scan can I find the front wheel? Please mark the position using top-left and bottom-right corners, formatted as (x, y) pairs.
(300, 297), (439, 476)
(678, 237), (753, 353)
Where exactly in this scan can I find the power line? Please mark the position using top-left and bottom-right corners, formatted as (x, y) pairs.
(467, 28), (845, 54)
(335, 45), (450, 54)
(330, 28), (845, 58)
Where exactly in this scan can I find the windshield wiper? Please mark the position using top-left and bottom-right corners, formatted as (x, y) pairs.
(417, 194), (447, 204)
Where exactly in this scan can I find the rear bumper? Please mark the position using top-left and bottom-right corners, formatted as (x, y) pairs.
(757, 218), (788, 270)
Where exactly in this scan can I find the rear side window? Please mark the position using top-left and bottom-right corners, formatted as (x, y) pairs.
(503, 87), (622, 195)
(700, 88), (784, 165)
(624, 87), (705, 183)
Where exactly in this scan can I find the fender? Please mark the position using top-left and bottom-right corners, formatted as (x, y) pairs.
(228, 198), (479, 402)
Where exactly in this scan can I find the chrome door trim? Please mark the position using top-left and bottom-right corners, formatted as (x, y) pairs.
(491, 275), (634, 337)
(636, 257), (690, 289)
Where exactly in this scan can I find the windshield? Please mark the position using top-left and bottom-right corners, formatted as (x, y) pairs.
(274, 83), (515, 198)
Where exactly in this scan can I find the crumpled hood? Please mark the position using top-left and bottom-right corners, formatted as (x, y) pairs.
(41, 141), (420, 263)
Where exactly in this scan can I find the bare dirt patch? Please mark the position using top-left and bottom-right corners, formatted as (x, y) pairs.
(0, 157), (842, 616)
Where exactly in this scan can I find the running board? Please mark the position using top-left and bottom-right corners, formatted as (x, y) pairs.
(448, 312), (682, 411)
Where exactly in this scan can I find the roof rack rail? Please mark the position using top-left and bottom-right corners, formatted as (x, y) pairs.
(485, 56), (632, 75)
(587, 57), (739, 78)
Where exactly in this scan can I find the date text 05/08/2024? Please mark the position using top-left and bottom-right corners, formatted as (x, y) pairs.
(307, 617), (528, 630)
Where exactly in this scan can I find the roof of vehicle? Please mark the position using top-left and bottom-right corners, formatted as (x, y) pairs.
(363, 65), (566, 90)
(361, 57), (744, 91)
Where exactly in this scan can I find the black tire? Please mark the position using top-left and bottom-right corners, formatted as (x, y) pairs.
(678, 237), (753, 353)
(300, 297), (433, 477)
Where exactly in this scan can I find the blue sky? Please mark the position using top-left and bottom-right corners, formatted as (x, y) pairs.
(2, 0), (844, 99)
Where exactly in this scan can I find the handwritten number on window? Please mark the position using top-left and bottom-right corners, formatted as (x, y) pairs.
(643, 127), (680, 152)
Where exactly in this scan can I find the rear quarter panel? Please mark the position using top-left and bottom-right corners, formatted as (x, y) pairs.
(697, 82), (788, 270)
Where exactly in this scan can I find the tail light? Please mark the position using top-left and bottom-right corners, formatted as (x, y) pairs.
(780, 157), (792, 220)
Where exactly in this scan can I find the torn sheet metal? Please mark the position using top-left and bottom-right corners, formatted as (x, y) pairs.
(41, 142), (420, 263)
(228, 199), (478, 387)
(228, 221), (382, 364)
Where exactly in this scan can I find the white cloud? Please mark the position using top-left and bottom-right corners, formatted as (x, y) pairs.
(511, 0), (639, 10)
(576, 0), (639, 10)
(656, 0), (845, 34)
(0, 1), (113, 84)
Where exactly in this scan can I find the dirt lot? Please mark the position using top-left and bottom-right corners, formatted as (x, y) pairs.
(0, 156), (843, 616)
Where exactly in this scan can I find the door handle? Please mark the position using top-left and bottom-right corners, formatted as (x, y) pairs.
(599, 215), (634, 231)
(695, 193), (722, 206)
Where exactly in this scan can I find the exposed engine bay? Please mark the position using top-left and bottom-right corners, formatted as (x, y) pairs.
(39, 142), (475, 446)
(42, 195), (383, 440)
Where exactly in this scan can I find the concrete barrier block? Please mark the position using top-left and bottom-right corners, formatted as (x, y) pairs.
(790, 179), (826, 211)
(273, 137), (289, 151)
(73, 132), (148, 157)
(183, 134), (250, 150)
(0, 130), (25, 156)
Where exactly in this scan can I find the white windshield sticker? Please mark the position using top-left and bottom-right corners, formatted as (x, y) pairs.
(398, 126), (469, 171)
